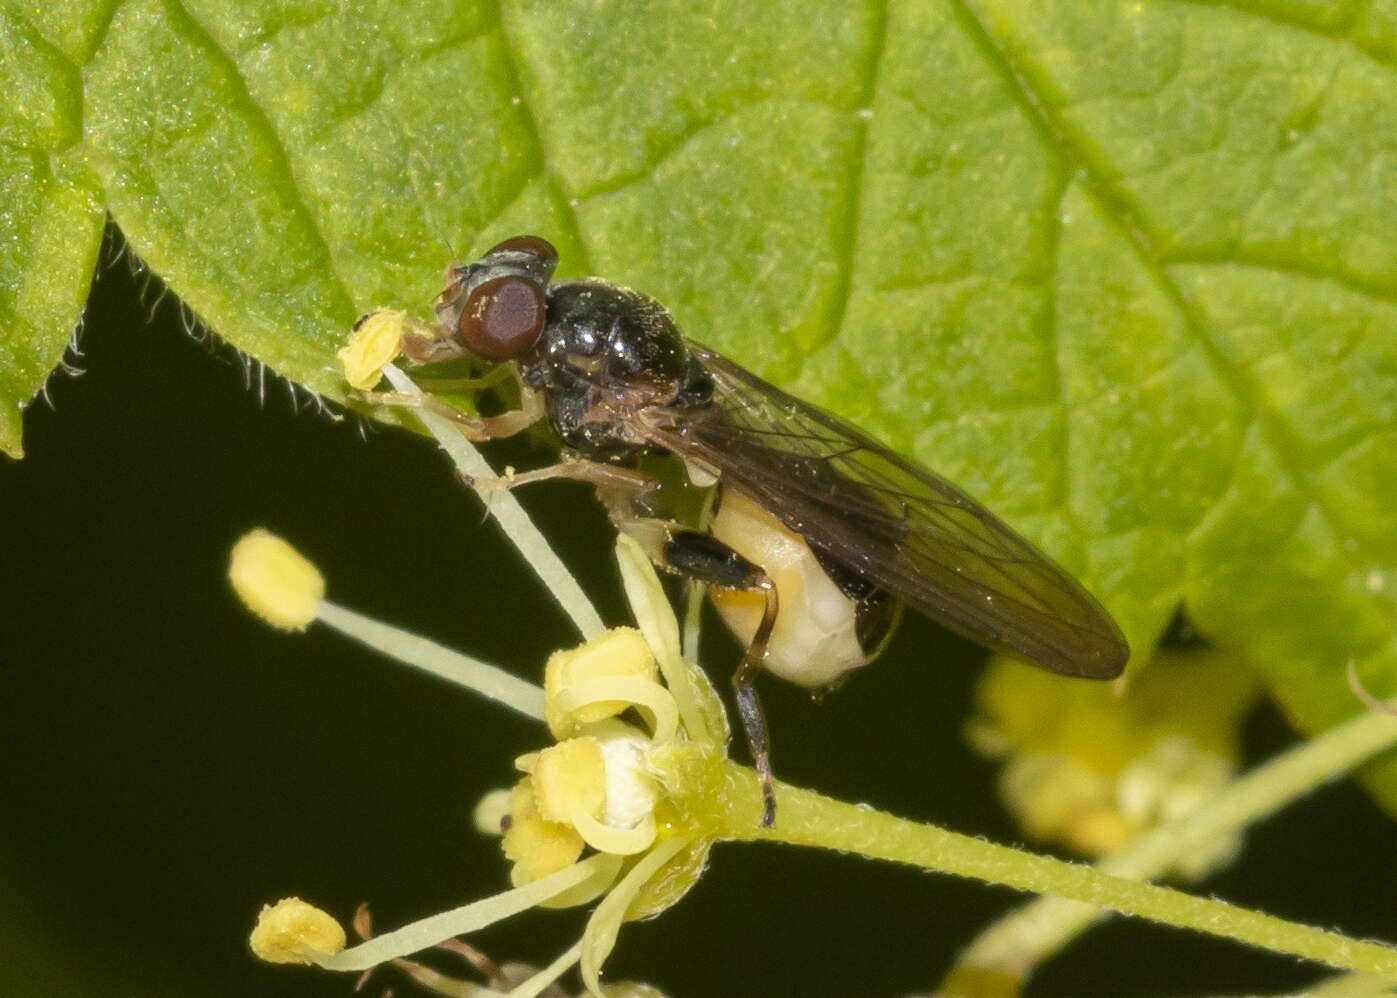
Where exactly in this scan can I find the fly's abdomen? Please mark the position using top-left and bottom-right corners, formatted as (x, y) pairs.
(709, 486), (891, 688)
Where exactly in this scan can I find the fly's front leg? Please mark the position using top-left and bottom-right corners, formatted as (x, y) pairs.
(646, 527), (780, 827)
(398, 318), (468, 365)
(413, 363), (516, 393)
(353, 383), (547, 442)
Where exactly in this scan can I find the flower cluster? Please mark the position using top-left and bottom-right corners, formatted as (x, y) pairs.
(233, 523), (727, 996)
(968, 647), (1256, 876)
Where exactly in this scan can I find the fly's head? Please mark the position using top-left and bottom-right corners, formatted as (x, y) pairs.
(422, 235), (560, 363)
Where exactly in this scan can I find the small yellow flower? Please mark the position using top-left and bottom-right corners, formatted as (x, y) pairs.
(997, 751), (1136, 855)
(241, 353), (729, 997)
(969, 644), (1256, 872)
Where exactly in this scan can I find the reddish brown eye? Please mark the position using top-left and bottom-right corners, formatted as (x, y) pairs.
(458, 275), (546, 359)
(485, 234), (558, 267)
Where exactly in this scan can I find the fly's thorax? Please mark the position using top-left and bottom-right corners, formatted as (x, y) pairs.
(517, 279), (713, 458)
(709, 487), (895, 688)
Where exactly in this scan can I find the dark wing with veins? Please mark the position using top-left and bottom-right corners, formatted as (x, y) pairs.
(640, 344), (1128, 678)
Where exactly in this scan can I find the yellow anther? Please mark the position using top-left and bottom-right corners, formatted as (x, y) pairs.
(229, 530), (324, 630)
(531, 737), (606, 826)
(249, 898), (346, 964)
(337, 310), (406, 390)
(502, 779), (585, 885)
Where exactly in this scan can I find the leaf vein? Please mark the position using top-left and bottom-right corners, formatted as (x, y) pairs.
(317, 27), (490, 138)
(1169, 0), (1397, 73)
(1168, 256), (1397, 308)
(1042, 174), (1075, 524)
(954, 0), (1380, 603)
(165, 0), (357, 318)
(819, 0), (889, 380)
(571, 108), (748, 202)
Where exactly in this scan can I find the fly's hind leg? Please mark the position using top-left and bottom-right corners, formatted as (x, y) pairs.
(643, 526), (780, 827)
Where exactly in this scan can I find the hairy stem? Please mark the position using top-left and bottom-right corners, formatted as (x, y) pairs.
(951, 705), (1397, 981)
(673, 758), (1397, 980)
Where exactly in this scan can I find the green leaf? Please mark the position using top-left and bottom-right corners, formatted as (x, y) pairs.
(8, 2), (1397, 803)
(0, 2), (108, 457)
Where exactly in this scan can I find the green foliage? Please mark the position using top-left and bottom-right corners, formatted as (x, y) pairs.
(4, 0), (1397, 808)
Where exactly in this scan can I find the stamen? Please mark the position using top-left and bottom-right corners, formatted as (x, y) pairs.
(507, 940), (583, 998)
(250, 898), (346, 964)
(473, 788), (513, 835)
(316, 600), (545, 721)
(615, 535), (713, 743)
(381, 363), (605, 640)
(534, 853), (625, 910)
(579, 836), (690, 994)
(544, 628), (659, 736)
(229, 530), (324, 630)
(314, 854), (616, 972)
(531, 739), (605, 825)
(338, 311), (412, 390)
(552, 676), (679, 746)
(568, 803), (658, 856)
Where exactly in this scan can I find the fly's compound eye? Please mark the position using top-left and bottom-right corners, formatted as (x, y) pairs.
(458, 274), (547, 360)
(485, 234), (558, 265)
(483, 234), (559, 284)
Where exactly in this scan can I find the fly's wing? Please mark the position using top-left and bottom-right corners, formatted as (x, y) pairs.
(642, 345), (1128, 678)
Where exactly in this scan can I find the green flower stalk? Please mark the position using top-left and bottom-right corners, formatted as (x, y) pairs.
(946, 661), (1397, 994)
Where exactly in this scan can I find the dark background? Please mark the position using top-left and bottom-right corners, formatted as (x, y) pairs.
(2, 235), (1394, 997)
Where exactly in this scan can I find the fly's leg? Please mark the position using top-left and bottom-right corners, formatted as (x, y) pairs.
(463, 460), (661, 532)
(655, 528), (780, 827)
(399, 321), (468, 365)
(355, 367), (662, 517)
(413, 363), (516, 393)
(467, 459), (661, 495)
(352, 384), (546, 442)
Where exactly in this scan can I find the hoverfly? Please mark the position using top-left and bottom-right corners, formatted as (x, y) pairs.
(362, 235), (1129, 825)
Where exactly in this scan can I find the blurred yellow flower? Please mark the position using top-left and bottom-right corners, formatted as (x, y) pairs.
(969, 644), (1257, 874)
